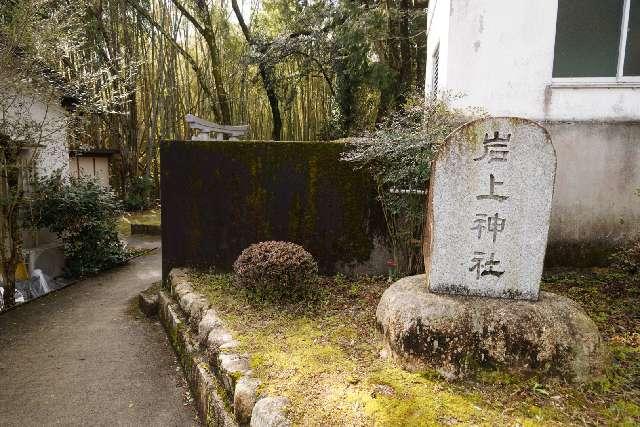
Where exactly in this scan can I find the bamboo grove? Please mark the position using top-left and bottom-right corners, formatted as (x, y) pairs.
(0, 0), (427, 196)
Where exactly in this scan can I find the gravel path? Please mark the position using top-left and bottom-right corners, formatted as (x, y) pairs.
(0, 240), (197, 426)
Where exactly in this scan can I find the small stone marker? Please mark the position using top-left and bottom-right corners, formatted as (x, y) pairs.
(425, 117), (556, 300)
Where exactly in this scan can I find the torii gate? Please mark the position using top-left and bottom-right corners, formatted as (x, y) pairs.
(185, 114), (249, 141)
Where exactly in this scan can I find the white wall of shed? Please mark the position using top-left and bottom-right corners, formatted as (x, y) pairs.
(69, 156), (110, 188)
(2, 82), (70, 178)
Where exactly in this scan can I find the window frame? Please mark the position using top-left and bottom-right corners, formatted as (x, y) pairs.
(552, 0), (640, 86)
(431, 43), (440, 95)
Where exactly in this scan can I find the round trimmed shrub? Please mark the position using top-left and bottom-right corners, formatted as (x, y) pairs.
(233, 241), (319, 299)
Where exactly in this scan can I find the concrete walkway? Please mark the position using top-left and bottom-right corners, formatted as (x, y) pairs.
(0, 239), (197, 426)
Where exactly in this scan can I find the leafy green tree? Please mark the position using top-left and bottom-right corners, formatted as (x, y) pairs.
(250, 0), (426, 137)
(34, 174), (128, 278)
(342, 95), (473, 276)
(0, 43), (68, 309)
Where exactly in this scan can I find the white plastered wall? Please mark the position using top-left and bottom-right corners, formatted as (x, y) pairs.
(425, 0), (451, 95)
(69, 156), (110, 188)
(436, 0), (639, 122)
(33, 101), (69, 179)
(1, 79), (70, 179)
(425, 0), (640, 264)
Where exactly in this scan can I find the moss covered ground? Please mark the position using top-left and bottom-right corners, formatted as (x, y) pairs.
(190, 268), (639, 426)
(117, 209), (161, 236)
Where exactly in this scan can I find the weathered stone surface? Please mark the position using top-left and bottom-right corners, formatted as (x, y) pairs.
(377, 275), (606, 382)
(178, 292), (197, 315)
(250, 397), (291, 427)
(169, 268), (193, 296)
(187, 295), (210, 324)
(425, 117), (556, 300)
(158, 291), (182, 333)
(164, 269), (291, 426)
(170, 270), (211, 324)
(130, 223), (161, 235)
(138, 288), (159, 317)
(175, 291), (207, 326)
(207, 327), (238, 351)
(198, 309), (224, 344)
(157, 290), (238, 426)
(234, 377), (261, 426)
(217, 353), (251, 394)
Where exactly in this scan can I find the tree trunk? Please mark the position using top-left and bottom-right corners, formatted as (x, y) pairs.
(258, 63), (283, 141)
(230, 0), (282, 140)
(398, 0), (412, 102)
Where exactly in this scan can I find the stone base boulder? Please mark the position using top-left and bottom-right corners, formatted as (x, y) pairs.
(138, 284), (160, 317)
(377, 275), (606, 382)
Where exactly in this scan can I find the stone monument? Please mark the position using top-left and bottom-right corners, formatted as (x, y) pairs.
(425, 117), (554, 300)
(377, 117), (605, 382)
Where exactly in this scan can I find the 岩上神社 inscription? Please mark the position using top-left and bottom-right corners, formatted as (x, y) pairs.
(424, 117), (556, 300)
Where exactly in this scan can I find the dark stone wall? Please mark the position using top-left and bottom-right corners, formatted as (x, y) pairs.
(161, 141), (388, 277)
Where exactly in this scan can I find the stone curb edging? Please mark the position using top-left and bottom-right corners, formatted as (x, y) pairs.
(130, 223), (162, 235)
(152, 268), (292, 427)
(158, 290), (237, 426)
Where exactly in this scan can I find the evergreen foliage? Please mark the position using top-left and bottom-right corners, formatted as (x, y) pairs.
(34, 174), (128, 278)
(233, 241), (319, 301)
(343, 95), (477, 276)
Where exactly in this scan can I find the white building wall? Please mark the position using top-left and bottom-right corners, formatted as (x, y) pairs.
(69, 156), (110, 188)
(429, 0), (639, 122)
(425, 0), (451, 94)
(1, 79), (71, 277)
(94, 157), (110, 188)
(33, 100), (69, 179)
(425, 0), (640, 265)
(2, 81), (70, 179)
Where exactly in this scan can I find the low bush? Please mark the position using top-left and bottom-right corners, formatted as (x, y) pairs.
(342, 94), (477, 276)
(233, 241), (318, 300)
(33, 174), (128, 277)
(609, 240), (640, 274)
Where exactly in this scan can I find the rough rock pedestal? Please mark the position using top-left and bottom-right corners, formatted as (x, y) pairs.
(377, 275), (606, 382)
(377, 117), (605, 382)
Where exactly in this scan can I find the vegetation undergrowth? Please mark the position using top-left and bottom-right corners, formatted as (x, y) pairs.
(117, 208), (161, 236)
(190, 268), (639, 426)
(342, 95), (468, 277)
(124, 175), (155, 212)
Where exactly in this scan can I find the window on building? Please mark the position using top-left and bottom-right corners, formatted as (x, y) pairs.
(553, 0), (639, 79)
(625, 0), (640, 75)
(431, 44), (439, 95)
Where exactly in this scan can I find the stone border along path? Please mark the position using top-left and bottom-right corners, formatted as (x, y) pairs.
(141, 268), (292, 427)
(131, 223), (162, 236)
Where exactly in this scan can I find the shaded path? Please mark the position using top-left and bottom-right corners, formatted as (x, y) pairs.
(0, 239), (197, 426)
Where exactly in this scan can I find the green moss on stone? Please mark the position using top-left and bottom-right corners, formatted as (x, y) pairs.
(163, 140), (385, 274)
(188, 269), (640, 425)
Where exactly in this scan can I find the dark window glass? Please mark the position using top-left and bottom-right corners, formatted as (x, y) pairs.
(624, 0), (640, 75)
(553, 0), (624, 77)
(432, 46), (439, 94)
